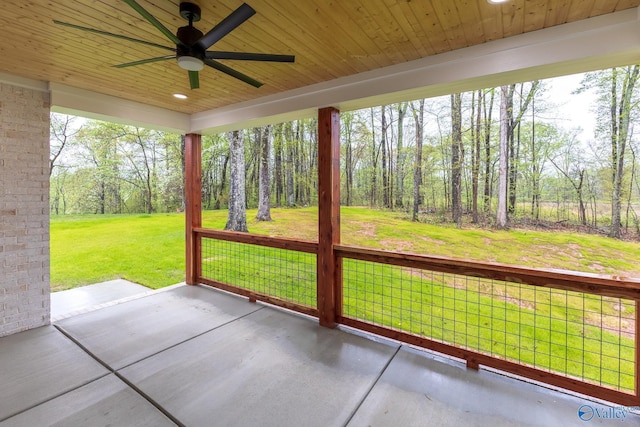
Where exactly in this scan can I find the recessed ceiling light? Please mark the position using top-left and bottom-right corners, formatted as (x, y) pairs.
(173, 93), (188, 99)
(487, 0), (510, 3)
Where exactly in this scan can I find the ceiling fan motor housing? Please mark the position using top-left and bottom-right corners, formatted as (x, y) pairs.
(177, 25), (205, 60)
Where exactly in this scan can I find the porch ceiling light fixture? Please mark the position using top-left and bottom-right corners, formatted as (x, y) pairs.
(177, 55), (204, 71)
(173, 93), (188, 99)
(487, 0), (510, 3)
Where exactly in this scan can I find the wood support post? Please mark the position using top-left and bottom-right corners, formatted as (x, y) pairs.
(185, 133), (202, 285)
(317, 107), (341, 328)
(636, 300), (640, 402)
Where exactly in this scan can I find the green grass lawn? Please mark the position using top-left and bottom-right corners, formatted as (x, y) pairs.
(52, 206), (640, 291)
(51, 213), (186, 290)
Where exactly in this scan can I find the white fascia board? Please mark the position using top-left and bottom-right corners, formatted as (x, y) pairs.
(191, 7), (640, 135)
(50, 83), (190, 134)
(0, 71), (48, 92)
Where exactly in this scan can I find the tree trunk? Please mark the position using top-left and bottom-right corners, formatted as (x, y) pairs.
(381, 105), (390, 208)
(214, 154), (228, 210)
(225, 130), (248, 232)
(483, 89), (495, 215)
(497, 86), (509, 229)
(577, 170), (587, 226)
(610, 65), (640, 238)
(344, 113), (354, 206)
(530, 96), (539, 220)
(411, 100), (425, 221)
(451, 93), (463, 227)
(471, 90), (481, 223)
(370, 108), (378, 206)
(273, 123), (283, 207)
(506, 85), (517, 215)
(285, 122), (295, 206)
(256, 125), (273, 221)
(395, 102), (407, 208)
(507, 81), (539, 216)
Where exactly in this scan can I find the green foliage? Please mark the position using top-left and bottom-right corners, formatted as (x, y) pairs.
(50, 118), (185, 215)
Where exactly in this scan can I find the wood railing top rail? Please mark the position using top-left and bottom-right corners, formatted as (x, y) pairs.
(195, 227), (318, 254)
(335, 244), (640, 300)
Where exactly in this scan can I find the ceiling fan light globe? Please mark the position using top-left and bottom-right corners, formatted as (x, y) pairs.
(177, 56), (204, 71)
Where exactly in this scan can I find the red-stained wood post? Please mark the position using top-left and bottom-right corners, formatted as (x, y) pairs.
(185, 133), (202, 285)
(636, 300), (640, 403)
(317, 107), (341, 328)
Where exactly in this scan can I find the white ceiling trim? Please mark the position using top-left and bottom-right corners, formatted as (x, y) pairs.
(0, 71), (48, 92)
(49, 83), (190, 133)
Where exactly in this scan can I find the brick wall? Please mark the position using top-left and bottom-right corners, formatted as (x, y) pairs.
(0, 82), (51, 337)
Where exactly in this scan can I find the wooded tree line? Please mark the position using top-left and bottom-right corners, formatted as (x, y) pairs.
(50, 67), (640, 238)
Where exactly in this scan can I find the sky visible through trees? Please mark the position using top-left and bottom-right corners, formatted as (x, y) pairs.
(50, 67), (640, 239)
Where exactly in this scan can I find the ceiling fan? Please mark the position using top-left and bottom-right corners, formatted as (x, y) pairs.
(54, 0), (295, 90)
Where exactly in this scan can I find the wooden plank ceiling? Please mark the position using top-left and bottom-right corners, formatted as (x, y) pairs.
(0, 0), (638, 114)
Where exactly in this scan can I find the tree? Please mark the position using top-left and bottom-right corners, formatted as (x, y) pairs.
(50, 113), (80, 176)
(609, 66), (639, 238)
(470, 90), (482, 223)
(201, 134), (229, 210)
(411, 99), (425, 221)
(369, 108), (379, 206)
(451, 93), (463, 227)
(159, 133), (186, 212)
(381, 105), (390, 208)
(122, 127), (158, 213)
(546, 128), (587, 224)
(581, 66), (640, 237)
(507, 81), (539, 215)
(482, 89), (496, 215)
(273, 123), (284, 206)
(75, 122), (125, 214)
(284, 122), (295, 206)
(225, 130), (248, 232)
(395, 102), (408, 208)
(497, 86), (509, 229)
(256, 125), (273, 221)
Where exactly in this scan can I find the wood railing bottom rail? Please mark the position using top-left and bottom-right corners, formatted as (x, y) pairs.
(198, 277), (319, 318)
(339, 316), (639, 407)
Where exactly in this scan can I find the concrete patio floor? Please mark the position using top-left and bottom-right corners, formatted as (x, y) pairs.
(50, 279), (156, 321)
(1, 284), (637, 426)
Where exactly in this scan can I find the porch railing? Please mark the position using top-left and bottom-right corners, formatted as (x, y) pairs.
(196, 228), (318, 317)
(194, 227), (640, 406)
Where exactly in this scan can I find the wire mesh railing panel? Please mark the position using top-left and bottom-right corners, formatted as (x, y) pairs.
(342, 259), (635, 392)
(201, 237), (317, 308)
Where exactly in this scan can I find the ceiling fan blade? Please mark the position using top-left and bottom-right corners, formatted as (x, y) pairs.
(197, 3), (256, 50)
(123, 0), (182, 46)
(53, 20), (175, 52)
(206, 51), (295, 62)
(113, 56), (175, 68)
(204, 59), (263, 88)
(189, 71), (200, 89)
